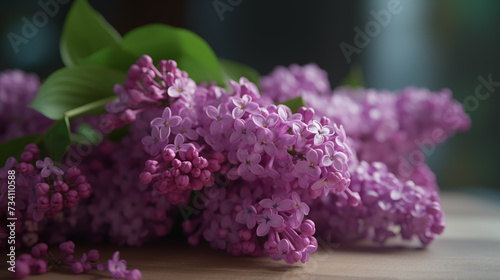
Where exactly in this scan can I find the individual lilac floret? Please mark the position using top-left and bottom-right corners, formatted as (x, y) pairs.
(108, 251), (127, 279)
(232, 94), (259, 118)
(150, 107), (182, 140)
(36, 157), (64, 178)
(141, 126), (165, 156)
(256, 209), (284, 236)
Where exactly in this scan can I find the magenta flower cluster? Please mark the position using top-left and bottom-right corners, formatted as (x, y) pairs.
(314, 87), (470, 191)
(75, 115), (178, 247)
(261, 64), (470, 244)
(13, 241), (141, 279)
(0, 144), (91, 248)
(311, 160), (445, 244)
(100, 55), (359, 263)
(0, 69), (52, 143)
(262, 65), (470, 191)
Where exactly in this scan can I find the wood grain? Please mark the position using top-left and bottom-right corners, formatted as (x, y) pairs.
(1, 192), (500, 280)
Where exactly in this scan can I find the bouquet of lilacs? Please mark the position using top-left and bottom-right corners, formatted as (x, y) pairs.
(0, 0), (470, 279)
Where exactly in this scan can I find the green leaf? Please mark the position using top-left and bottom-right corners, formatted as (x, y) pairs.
(121, 24), (224, 84)
(219, 58), (260, 87)
(0, 134), (43, 164)
(278, 96), (305, 113)
(78, 45), (138, 72)
(44, 117), (71, 162)
(61, 0), (122, 67)
(30, 65), (126, 120)
(340, 65), (365, 87)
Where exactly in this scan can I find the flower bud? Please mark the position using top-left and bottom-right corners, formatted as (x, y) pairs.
(31, 243), (48, 258)
(162, 148), (176, 163)
(300, 220), (316, 236)
(171, 158), (181, 168)
(180, 161), (192, 174)
(31, 259), (47, 274)
(76, 183), (92, 198)
(35, 183), (49, 196)
(136, 55), (153, 68)
(20, 151), (33, 162)
(140, 172), (152, 184)
(71, 261), (84, 274)
(87, 249), (100, 262)
(59, 241), (75, 255)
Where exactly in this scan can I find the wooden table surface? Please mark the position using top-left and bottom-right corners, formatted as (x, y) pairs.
(2, 192), (500, 280)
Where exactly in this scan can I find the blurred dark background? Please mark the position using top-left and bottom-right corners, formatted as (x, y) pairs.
(0, 0), (498, 190)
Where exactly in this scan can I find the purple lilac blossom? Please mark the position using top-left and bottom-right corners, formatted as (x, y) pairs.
(102, 55), (357, 263)
(0, 69), (52, 143)
(310, 160), (445, 245)
(261, 65), (470, 191)
(261, 64), (469, 245)
(0, 144), (91, 249)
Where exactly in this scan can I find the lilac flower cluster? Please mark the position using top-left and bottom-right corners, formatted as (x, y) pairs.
(139, 113), (219, 205)
(101, 55), (358, 263)
(183, 183), (317, 264)
(13, 241), (141, 279)
(105, 55), (196, 129)
(261, 65), (471, 191)
(0, 144), (91, 248)
(0, 70), (52, 143)
(261, 64), (469, 245)
(323, 87), (470, 190)
(66, 111), (177, 246)
(3, 110), (177, 252)
(311, 160), (445, 245)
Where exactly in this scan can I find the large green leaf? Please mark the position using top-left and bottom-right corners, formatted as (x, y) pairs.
(60, 0), (122, 67)
(30, 65), (126, 120)
(78, 45), (138, 72)
(219, 58), (260, 87)
(0, 134), (43, 164)
(278, 96), (305, 113)
(44, 117), (71, 162)
(121, 24), (224, 84)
